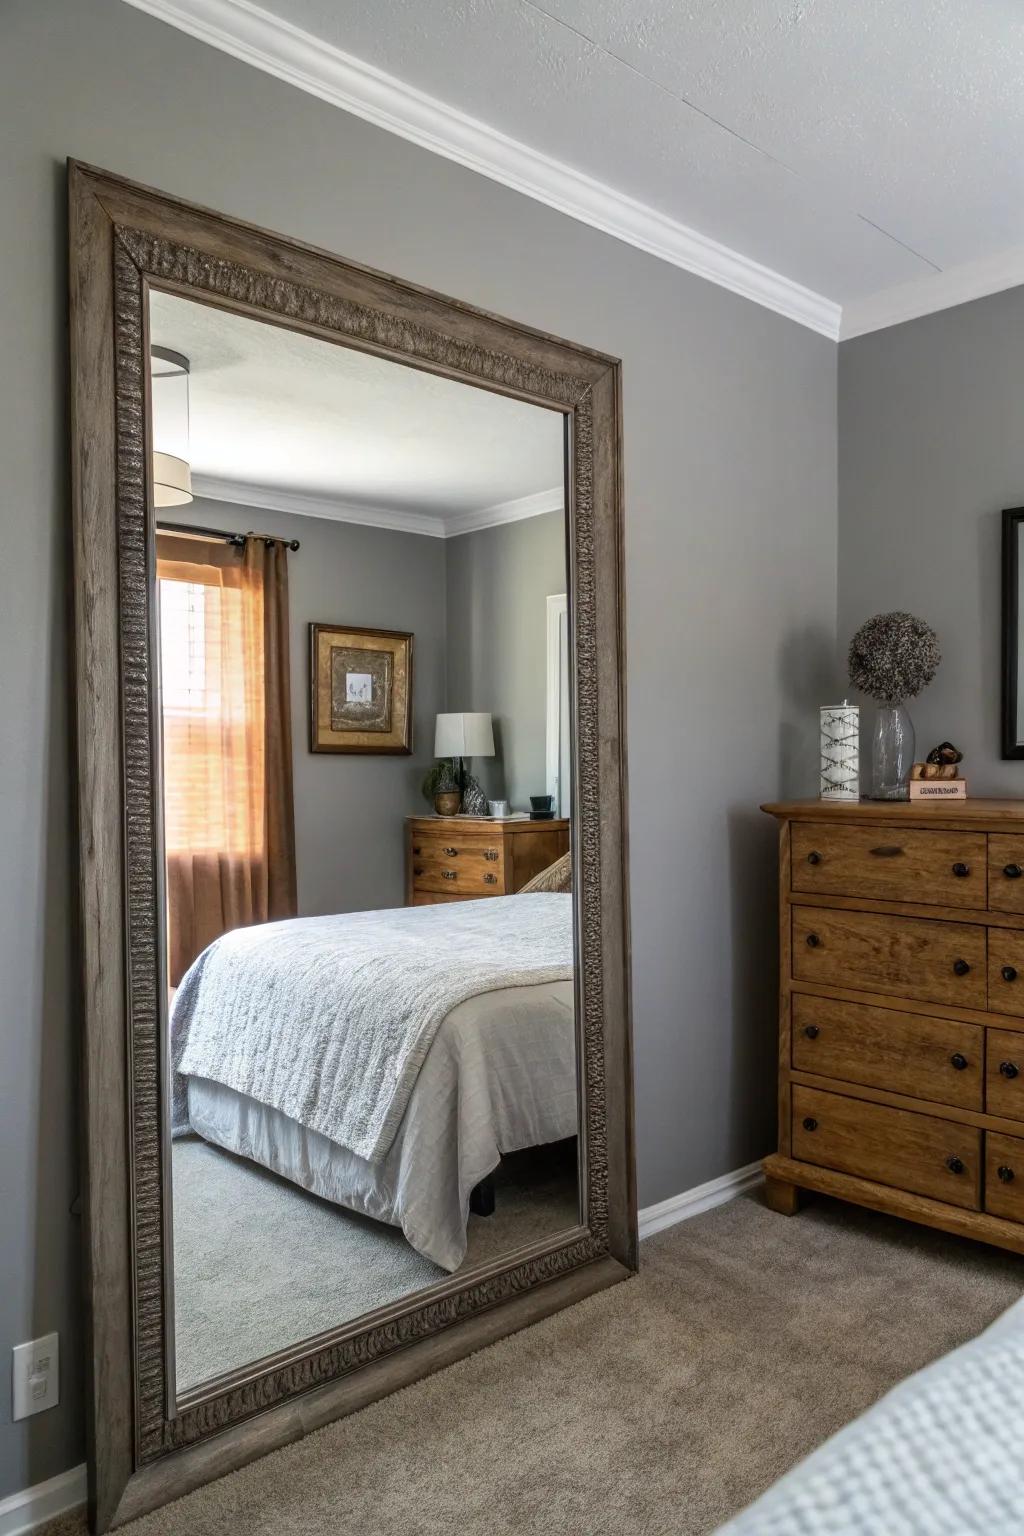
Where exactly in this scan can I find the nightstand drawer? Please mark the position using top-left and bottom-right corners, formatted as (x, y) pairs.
(791, 995), (982, 1110)
(410, 833), (504, 867)
(411, 861), (505, 896)
(985, 1132), (1024, 1222)
(792, 906), (987, 1009)
(986, 1029), (1024, 1119)
(791, 823), (985, 907)
(792, 1086), (981, 1209)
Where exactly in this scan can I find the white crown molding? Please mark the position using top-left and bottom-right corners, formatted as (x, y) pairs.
(192, 475), (564, 537)
(841, 244), (1024, 340)
(120, 0), (841, 340)
(638, 1159), (764, 1240)
(445, 486), (563, 538)
(191, 474), (447, 537)
(0, 1464), (86, 1536)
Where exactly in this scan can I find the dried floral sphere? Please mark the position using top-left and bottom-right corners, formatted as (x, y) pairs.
(847, 612), (940, 703)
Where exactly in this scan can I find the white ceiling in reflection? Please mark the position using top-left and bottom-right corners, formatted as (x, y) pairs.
(149, 291), (564, 529)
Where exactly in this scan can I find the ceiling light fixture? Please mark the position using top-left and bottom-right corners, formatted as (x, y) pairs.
(151, 346), (193, 507)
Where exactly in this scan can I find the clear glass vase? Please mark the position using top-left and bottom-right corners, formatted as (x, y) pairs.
(871, 703), (915, 800)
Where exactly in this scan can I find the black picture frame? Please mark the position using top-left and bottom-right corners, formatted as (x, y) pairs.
(1002, 507), (1024, 759)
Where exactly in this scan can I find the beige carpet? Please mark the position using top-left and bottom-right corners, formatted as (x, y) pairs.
(47, 1191), (1024, 1536)
(173, 1138), (579, 1390)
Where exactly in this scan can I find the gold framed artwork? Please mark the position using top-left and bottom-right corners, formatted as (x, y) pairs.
(309, 623), (413, 753)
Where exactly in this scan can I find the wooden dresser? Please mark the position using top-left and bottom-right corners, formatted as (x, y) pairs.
(405, 815), (569, 905)
(762, 799), (1024, 1256)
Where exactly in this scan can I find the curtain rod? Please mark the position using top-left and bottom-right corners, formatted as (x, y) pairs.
(156, 520), (300, 552)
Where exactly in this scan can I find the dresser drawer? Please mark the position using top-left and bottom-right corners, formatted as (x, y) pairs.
(791, 995), (982, 1110)
(791, 823), (985, 907)
(791, 1086), (981, 1209)
(986, 1028), (1024, 1119)
(988, 836), (1024, 914)
(985, 1132), (1024, 1222)
(792, 906), (987, 1009)
(988, 930), (1024, 1018)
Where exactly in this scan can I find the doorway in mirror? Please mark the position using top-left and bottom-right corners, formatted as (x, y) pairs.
(148, 290), (579, 1397)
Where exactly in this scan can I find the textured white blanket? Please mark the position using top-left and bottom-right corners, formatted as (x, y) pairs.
(171, 893), (573, 1163)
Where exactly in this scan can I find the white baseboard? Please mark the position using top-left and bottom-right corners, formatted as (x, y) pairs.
(0, 1465), (86, 1536)
(638, 1160), (765, 1240)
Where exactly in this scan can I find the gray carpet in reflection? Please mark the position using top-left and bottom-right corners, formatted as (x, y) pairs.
(172, 1136), (578, 1392)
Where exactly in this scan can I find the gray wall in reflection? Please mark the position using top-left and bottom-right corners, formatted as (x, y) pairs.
(446, 511), (567, 810)
(0, 0), (836, 1497)
(182, 499), (448, 914)
(839, 288), (1024, 789)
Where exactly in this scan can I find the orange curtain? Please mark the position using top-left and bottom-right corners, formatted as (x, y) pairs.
(157, 533), (297, 985)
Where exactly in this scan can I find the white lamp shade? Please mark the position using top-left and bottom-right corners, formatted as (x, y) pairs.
(434, 712), (494, 758)
(153, 451), (193, 508)
(151, 346), (193, 508)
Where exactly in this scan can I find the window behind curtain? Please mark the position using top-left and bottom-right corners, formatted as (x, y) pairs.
(155, 529), (300, 987)
(158, 572), (264, 859)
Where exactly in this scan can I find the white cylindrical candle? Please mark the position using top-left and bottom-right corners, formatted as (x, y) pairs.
(820, 703), (860, 801)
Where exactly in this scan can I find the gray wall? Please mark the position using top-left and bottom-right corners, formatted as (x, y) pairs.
(0, 0), (837, 1498)
(445, 511), (567, 808)
(180, 499), (447, 914)
(839, 286), (1024, 790)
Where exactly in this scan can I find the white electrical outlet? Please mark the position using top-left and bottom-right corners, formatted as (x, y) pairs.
(12, 1332), (59, 1420)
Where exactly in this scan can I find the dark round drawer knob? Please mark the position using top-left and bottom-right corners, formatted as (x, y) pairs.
(802, 1116), (818, 1132)
(953, 959), (971, 976)
(1000, 1060), (1020, 1080)
(998, 1165), (1016, 1184)
(806, 851), (822, 866)
(806, 932), (821, 948)
(950, 1052), (969, 1071)
(952, 862), (970, 878)
(803, 1024), (820, 1040)
(1003, 966), (1018, 983)
(1006, 864), (1023, 879)
(945, 1155), (965, 1175)
(413, 866), (423, 877)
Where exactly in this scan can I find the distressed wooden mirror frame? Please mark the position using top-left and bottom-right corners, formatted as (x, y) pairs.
(68, 163), (635, 1532)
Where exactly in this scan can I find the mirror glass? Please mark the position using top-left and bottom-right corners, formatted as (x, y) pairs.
(148, 292), (578, 1398)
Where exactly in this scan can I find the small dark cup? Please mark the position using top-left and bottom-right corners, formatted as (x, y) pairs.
(530, 795), (554, 813)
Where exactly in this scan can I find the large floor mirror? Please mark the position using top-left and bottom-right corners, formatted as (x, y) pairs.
(69, 163), (633, 1532)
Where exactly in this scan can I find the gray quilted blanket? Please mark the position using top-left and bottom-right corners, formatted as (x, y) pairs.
(171, 893), (573, 1163)
(716, 1296), (1024, 1534)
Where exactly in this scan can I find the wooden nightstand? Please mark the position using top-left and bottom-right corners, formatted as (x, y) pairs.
(405, 815), (570, 905)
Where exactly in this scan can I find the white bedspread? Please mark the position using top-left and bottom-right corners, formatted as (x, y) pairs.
(171, 893), (573, 1163)
(186, 978), (577, 1271)
(716, 1295), (1024, 1535)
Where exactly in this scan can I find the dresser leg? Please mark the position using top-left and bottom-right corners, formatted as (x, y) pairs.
(764, 1176), (803, 1216)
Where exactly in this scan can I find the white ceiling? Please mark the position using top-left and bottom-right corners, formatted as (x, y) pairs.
(274, 0), (1024, 305)
(149, 290), (564, 534)
(128, 0), (1024, 338)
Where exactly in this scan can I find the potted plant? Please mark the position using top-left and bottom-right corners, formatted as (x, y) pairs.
(422, 758), (461, 816)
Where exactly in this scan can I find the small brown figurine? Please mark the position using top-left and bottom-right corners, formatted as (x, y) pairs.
(911, 742), (964, 780)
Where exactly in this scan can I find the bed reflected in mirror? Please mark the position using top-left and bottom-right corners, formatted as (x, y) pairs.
(149, 291), (578, 1398)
